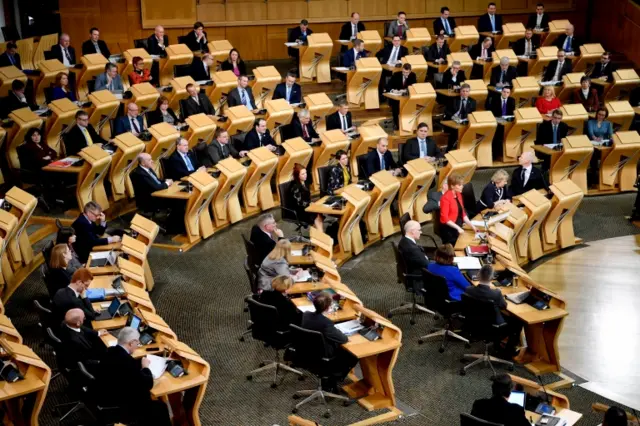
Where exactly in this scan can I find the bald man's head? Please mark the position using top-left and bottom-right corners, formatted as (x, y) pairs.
(64, 308), (85, 328)
(519, 151), (536, 166)
(127, 102), (140, 118)
(404, 220), (422, 240)
(138, 153), (153, 168)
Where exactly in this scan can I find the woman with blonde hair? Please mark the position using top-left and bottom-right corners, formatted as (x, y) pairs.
(46, 244), (74, 297)
(257, 239), (303, 291)
(535, 86), (562, 116)
(477, 169), (511, 212)
(259, 275), (301, 329)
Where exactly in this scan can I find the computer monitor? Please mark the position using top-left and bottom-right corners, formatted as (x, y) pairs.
(129, 315), (142, 331)
(508, 390), (526, 407)
(107, 298), (121, 317)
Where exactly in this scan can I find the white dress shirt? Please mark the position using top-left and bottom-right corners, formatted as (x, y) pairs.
(387, 46), (400, 65)
(522, 165), (532, 186)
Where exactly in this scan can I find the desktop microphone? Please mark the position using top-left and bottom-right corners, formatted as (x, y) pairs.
(536, 374), (551, 403)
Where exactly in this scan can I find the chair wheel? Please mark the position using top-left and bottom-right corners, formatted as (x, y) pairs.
(465, 343), (471, 348)
(244, 307), (248, 312)
(508, 364), (514, 371)
(409, 319), (416, 325)
(434, 315), (440, 321)
(259, 362), (265, 367)
(459, 368), (466, 376)
(387, 313), (393, 319)
(298, 375), (305, 381)
(239, 336), (245, 342)
(343, 400), (353, 407)
(438, 347), (445, 353)
(292, 408), (298, 414)
(417, 339), (424, 345)
(293, 394), (300, 400)
(323, 411), (331, 419)
(271, 383), (277, 389)
(246, 375), (252, 380)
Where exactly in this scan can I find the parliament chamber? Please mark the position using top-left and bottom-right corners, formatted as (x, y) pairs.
(0, 0), (639, 424)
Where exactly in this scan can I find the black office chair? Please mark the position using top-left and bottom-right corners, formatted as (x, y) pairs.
(460, 413), (504, 426)
(177, 35), (188, 45)
(397, 142), (406, 166)
(15, 143), (53, 211)
(239, 257), (257, 342)
(317, 166), (331, 196)
(387, 242), (436, 325)
(288, 324), (351, 418)
(241, 233), (260, 275)
(42, 240), (54, 265)
(458, 293), (514, 376)
(133, 38), (148, 50)
(462, 182), (477, 217)
(43, 86), (54, 104)
(245, 297), (303, 387)
(278, 181), (309, 242)
(432, 208), (443, 240)
(357, 154), (369, 179)
(86, 79), (96, 94)
(417, 268), (469, 352)
(2, 26), (20, 42)
(174, 64), (192, 78)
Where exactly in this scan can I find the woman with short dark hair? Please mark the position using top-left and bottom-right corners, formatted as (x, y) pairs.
(428, 244), (470, 301)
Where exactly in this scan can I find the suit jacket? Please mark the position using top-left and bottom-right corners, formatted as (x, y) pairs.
(130, 166), (168, 211)
(365, 149), (397, 177)
(471, 396), (531, 426)
(20, 140), (57, 173)
(511, 165), (547, 196)
(477, 182), (512, 211)
(301, 312), (348, 358)
(113, 115), (145, 137)
(242, 128), (276, 151)
(424, 42), (451, 62)
(146, 107), (179, 126)
(325, 111), (353, 131)
(469, 43), (495, 60)
(52, 86), (77, 102)
(339, 22), (366, 40)
(52, 287), (98, 326)
(57, 324), (106, 367)
(463, 283), (507, 325)
(327, 164), (351, 194)
(0, 52), (21, 69)
(50, 45), (77, 65)
(288, 27), (313, 57)
(376, 45), (409, 65)
(2, 91), (37, 117)
(64, 124), (107, 156)
(227, 87), (256, 110)
(96, 345), (154, 407)
(433, 17), (457, 35)
(423, 190), (444, 213)
(387, 21), (410, 38)
(428, 263), (470, 301)
(573, 88), (599, 112)
(273, 82), (302, 104)
(183, 31), (209, 52)
(182, 94), (215, 118)
(536, 121), (569, 145)
(489, 66), (517, 87)
(554, 34), (581, 53)
(445, 96), (476, 119)
(45, 267), (73, 299)
(527, 12), (551, 30)
(512, 37), (539, 56)
(282, 115), (319, 142)
(402, 137), (441, 163)
(590, 62), (616, 80)
(190, 56), (212, 82)
(146, 34), (169, 55)
(259, 290), (302, 331)
(72, 214), (108, 263)
(341, 48), (366, 68)
(398, 236), (429, 276)
(195, 139), (238, 167)
(94, 73), (123, 92)
(441, 69), (467, 89)
(477, 13), (503, 33)
(220, 59), (247, 76)
(250, 224), (278, 265)
(490, 96), (516, 118)
(258, 257), (291, 291)
(543, 59), (572, 82)
(164, 150), (201, 180)
(81, 39), (111, 58)
(387, 71), (417, 91)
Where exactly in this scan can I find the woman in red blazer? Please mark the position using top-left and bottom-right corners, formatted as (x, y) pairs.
(128, 56), (152, 86)
(439, 174), (477, 245)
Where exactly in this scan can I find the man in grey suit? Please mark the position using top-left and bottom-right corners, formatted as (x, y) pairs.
(195, 128), (239, 167)
(423, 180), (448, 213)
(94, 63), (123, 93)
(387, 11), (410, 39)
(226, 75), (258, 112)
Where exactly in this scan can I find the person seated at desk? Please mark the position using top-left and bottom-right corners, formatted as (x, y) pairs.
(259, 275), (302, 329)
(164, 137), (204, 180)
(445, 84), (477, 150)
(182, 83), (216, 119)
(283, 109), (320, 143)
(300, 292), (359, 392)
(535, 86), (562, 116)
(51, 33), (77, 66)
(365, 137), (403, 177)
(257, 239), (304, 292)
(81, 27), (111, 59)
(542, 49), (572, 83)
(341, 39), (366, 69)
(469, 37), (495, 61)
(477, 169), (512, 212)
(377, 34), (408, 72)
(429, 244), (470, 301)
(489, 87), (515, 158)
(3, 79), (38, 116)
(72, 201), (122, 263)
(424, 35), (450, 64)
(185, 21), (209, 53)
(402, 122), (441, 164)
(386, 63), (417, 130)
(146, 95), (180, 127)
(510, 151), (547, 196)
(527, 3), (550, 31)
(287, 164), (324, 230)
(251, 213), (285, 264)
(477, 2), (503, 33)
(471, 373), (530, 426)
(326, 101), (355, 133)
(147, 25), (169, 56)
(327, 150), (351, 194)
(536, 108), (568, 145)
(196, 128), (238, 167)
(464, 264), (524, 357)
(58, 308), (107, 372)
(387, 11), (410, 38)
(340, 12), (366, 44)
(56, 226), (83, 274)
(220, 49), (247, 77)
(440, 174), (478, 245)
(602, 406), (629, 426)
(51, 72), (77, 102)
(490, 57), (517, 89)
(95, 327), (172, 426)
(513, 28), (539, 57)
(273, 72), (302, 105)
(434, 7), (457, 36)
(554, 23), (581, 56)
(240, 118), (277, 155)
(189, 53), (214, 82)
(94, 63), (123, 93)
(441, 60), (467, 90)
(573, 76), (599, 112)
(399, 220), (430, 281)
(288, 20), (313, 62)
(128, 56), (152, 86)
(423, 179), (448, 213)
(130, 153), (173, 210)
(113, 102), (146, 137)
(587, 107), (613, 142)
(0, 42), (21, 69)
(46, 244), (74, 298)
(52, 268), (98, 327)
(227, 75), (258, 113)
(590, 52), (616, 82)
(21, 128), (57, 171)
(64, 110), (107, 156)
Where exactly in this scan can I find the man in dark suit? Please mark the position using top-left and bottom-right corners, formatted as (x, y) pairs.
(64, 110), (107, 156)
(490, 57), (518, 88)
(510, 151), (547, 196)
(195, 128), (239, 167)
(58, 308), (107, 370)
(554, 24), (580, 56)
(130, 153), (173, 211)
(477, 3), (503, 33)
(471, 374), (531, 426)
(95, 327), (172, 426)
(402, 122), (441, 164)
(113, 103), (146, 137)
(386, 63), (417, 130)
(184, 21), (209, 53)
(377, 35), (409, 99)
(250, 213), (284, 264)
(341, 39), (366, 69)
(423, 180), (448, 213)
(147, 25), (169, 56)
(273, 72), (302, 104)
(440, 60), (467, 90)
(288, 20), (313, 61)
(325, 102), (355, 133)
(542, 49), (572, 82)
(365, 137), (402, 178)
(2, 80), (38, 117)
(72, 202), (121, 263)
(527, 3), (550, 31)
(590, 52), (616, 81)
(424, 35), (450, 64)
(536, 109), (568, 145)
(489, 87), (516, 158)
(240, 118), (277, 155)
(52, 268), (99, 327)
(0, 42), (21, 69)
(50, 34), (77, 66)
(182, 83), (216, 118)
(164, 137), (203, 180)
(227, 75), (257, 112)
(81, 27), (111, 59)
(434, 7), (457, 36)
(190, 54), (213, 82)
(398, 220), (430, 282)
(446, 84), (476, 150)
(339, 12), (365, 45)
(469, 37), (495, 60)
(282, 110), (320, 143)
(513, 28), (539, 57)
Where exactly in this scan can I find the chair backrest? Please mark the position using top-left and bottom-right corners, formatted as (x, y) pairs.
(87, 79), (96, 94)
(133, 38), (148, 50)
(177, 35), (188, 45)
(2, 26), (20, 42)
(397, 142), (406, 166)
(399, 212), (411, 236)
(462, 182), (476, 217)
(422, 267), (453, 313)
(288, 324), (329, 368)
(357, 154), (369, 179)
(278, 181), (298, 222)
(432, 208), (442, 238)
(247, 296), (281, 345)
(460, 293), (500, 339)
(460, 413), (504, 426)
(318, 166), (331, 196)
(391, 242), (406, 285)
(174, 64), (192, 78)
(42, 240), (54, 264)
(383, 22), (391, 38)
(243, 257), (259, 294)
(33, 299), (53, 328)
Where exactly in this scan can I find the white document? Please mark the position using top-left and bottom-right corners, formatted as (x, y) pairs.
(284, 42), (299, 47)
(453, 256), (482, 270)
(333, 67), (350, 72)
(90, 251), (110, 260)
(297, 305), (316, 313)
(195, 79), (211, 85)
(146, 354), (168, 379)
(335, 319), (364, 336)
(543, 143), (561, 149)
(291, 250), (303, 256)
(295, 270), (312, 282)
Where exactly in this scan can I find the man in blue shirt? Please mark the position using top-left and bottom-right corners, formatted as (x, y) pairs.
(227, 75), (257, 112)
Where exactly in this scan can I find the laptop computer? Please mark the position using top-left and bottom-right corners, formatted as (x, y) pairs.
(89, 250), (117, 267)
(94, 298), (122, 321)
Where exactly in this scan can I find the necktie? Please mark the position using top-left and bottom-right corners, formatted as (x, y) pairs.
(402, 76), (406, 86)
(8, 55), (14, 65)
(148, 168), (161, 184)
(525, 40), (531, 56)
(500, 70), (505, 83)
(240, 89), (246, 105)
(380, 154), (385, 170)
(444, 19), (451, 34)
(520, 168), (526, 182)
(183, 153), (194, 171)
(302, 124), (309, 139)
(502, 100), (507, 116)
(82, 127), (94, 145)
(221, 144), (228, 159)
(131, 118), (140, 134)
(389, 47), (397, 64)
(341, 114), (347, 131)
(64, 48), (72, 63)
(356, 51), (361, 61)
(286, 86), (291, 102)
(554, 62), (563, 81)
(352, 24), (357, 38)
(482, 48), (486, 58)
(259, 133), (263, 145)
(490, 15), (495, 31)
(397, 24), (403, 37)
(419, 139), (426, 157)
(94, 42), (101, 54)
(564, 36), (571, 51)
(553, 125), (558, 144)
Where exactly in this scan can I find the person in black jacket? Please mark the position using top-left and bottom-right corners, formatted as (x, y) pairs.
(130, 153), (173, 211)
(164, 138), (204, 180)
(195, 128), (239, 167)
(240, 118), (277, 154)
(81, 27), (111, 59)
(402, 122), (441, 165)
(2, 80), (38, 117)
(0, 42), (21, 69)
(184, 21), (209, 53)
(147, 26), (169, 56)
(182, 83), (216, 119)
(220, 49), (247, 77)
(490, 57), (517, 88)
(398, 221), (429, 289)
(423, 180), (448, 213)
(50, 34), (77, 66)
(46, 244), (74, 298)
(365, 137), (402, 178)
(476, 169), (512, 211)
(273, 73), (302, 105)
(471, 373), (530, 426)
(259, 275), (302, 330)
(434, 7), (457, 36)
(95, 327), (171, 426)
(72, 202), (121, 263)
(376, 36), (409, 99)
(512, 28), (539, 57)
(287, 164), (324, 230)
(58, 308), (107, 372)
(146, 96), (181, 127)
(543, 50), (572, 82)
(510, 151), (547, 196)
(300, 292), (358, 391)
(250, 213), (284, 264)
(536, 109), (568, 145)
(282, 110), (320, 143)
(440, 61), (467, 90)
(339, 12), (366, 43)
(445, 84), (476, 119)
(477, 3), (503, 33)
(325, 102), (354, 133)
(590, 52), (616, 82)
(190, 54), (213, 82)
(424, 35), (450, 64)
(489, 87), (516, 158)
(527, 3), (550, 30)
(20, 128), (57, 173)
(52, 268), (98, 327)
(288, 20), (313, 61)
(469, 37), (495, 61)
(386, 63), (417, 130)
(327, 150), (351, 194)
(554, 24), (580, 56)
(227, 75), (258, 112)
(64, 110), (108, 156)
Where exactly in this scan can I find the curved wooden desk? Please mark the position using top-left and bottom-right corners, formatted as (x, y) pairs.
(503, 107), (543, 163)
(77, 53), (109, 102)
(4, 187), (37, 269)
(46, 98), (80, 157)
(77, 144), (113, 211)
(398, 158), (436, 223)
(298, 33), (333, 84)
(88, 90), (120, 140)
(265, 98), (294, 143)
(542, 179), (583, 252)
(159, 44), (194, 87)
(0, 65), (26, 98)
(109, 133), (146, 201)
(251, 66), (281, 110)
(212, 157), (247, 228)
(350, 124), (386, 179)
(459, 111), (497, 167)
(147, 122), (180, 178)
(243, 146), (278, 214)
(211, 70), (238, 113)
(312, 129), (350, 192)
(365, 170), (401, 239)
(437, 148), (478, 189)
(346, 57), (382, 110)
(277, 137), (313, 188)
(35, 59), (68, 106)
(598, 130), (640, 192)
(0, 210), (19, 298)
(184, 113), (217, 150)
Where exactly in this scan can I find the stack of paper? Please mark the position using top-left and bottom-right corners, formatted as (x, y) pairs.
(453, 256), (482, 270)
(295, 270), (312, 282)
(146, 355), (168, 379)
(336, 319), (364, 336)
(297, 305), (316, 313)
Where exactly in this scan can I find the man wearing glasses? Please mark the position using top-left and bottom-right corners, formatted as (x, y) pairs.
(72, 201), (122, 263)
(64, 110), (108, 156)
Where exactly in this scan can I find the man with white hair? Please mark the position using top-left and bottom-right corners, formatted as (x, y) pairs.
(398, 220), (430, 281)
(96, 327), (171, 426)
(554, 23), (580, 55)
(130, 153), (173, 210)
(147, 25), (169, 55)
(250, 213), (285, 264)
(510, 151), (547, 195)
(490, 57), (517, 88)
(283, 109), (320, 142)
(51, 33), (77, 66)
